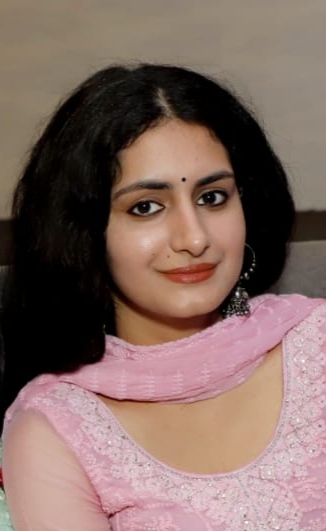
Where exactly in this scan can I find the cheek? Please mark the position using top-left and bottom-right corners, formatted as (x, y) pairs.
(232, 218), (246, 248)
(106, 224), (164, 272)
(231, 200), (246, 240)
(231, 225), (246, 262)
(212, 207), (246, 251)
(135, 234), (160, 256)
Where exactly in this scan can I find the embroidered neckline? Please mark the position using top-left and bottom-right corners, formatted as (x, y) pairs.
(80, 337), (290, 479)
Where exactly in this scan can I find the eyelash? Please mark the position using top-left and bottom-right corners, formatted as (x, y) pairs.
(129, 201), (164, 217)
(128, 190), (229, 218)
(197, 190), (228, 207)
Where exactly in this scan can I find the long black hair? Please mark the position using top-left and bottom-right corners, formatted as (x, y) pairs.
(0, 63), (295, 426)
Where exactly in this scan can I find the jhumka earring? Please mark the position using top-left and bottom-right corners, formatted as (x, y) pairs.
(222, 243), (256, 318)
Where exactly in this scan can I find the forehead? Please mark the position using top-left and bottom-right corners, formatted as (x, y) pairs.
(116, 120), (233, 185)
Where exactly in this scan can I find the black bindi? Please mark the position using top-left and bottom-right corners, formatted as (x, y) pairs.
(181, 177), (187, 182)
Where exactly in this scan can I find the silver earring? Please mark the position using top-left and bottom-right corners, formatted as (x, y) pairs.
(222, 244), (256, 318)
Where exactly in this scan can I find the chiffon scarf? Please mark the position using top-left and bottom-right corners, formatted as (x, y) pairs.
(36, 293), (324, 403)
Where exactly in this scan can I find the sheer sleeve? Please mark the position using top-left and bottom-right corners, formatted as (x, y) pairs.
(2, 409), (111, 531)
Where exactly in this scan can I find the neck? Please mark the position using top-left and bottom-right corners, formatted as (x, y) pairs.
(114, 301), (220, 346)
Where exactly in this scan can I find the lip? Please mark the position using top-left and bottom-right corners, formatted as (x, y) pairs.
(161, 263), (216, 284)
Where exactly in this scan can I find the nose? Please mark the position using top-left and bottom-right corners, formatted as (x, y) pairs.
(170, 206), (210, 257)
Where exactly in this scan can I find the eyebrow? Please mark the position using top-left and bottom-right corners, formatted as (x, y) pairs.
(112, 171), (235, 199)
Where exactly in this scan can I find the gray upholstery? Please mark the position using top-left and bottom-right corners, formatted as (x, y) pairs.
(272, 240), (326, 297)
(0, 241), (325, 364)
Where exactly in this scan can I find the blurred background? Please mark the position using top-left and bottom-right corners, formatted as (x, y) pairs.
(1, 0), (325, 259)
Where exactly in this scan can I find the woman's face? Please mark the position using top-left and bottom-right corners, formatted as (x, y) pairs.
(106, 120), (246, 344)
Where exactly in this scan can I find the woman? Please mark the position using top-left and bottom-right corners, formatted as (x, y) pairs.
(1, 64), (325, 530)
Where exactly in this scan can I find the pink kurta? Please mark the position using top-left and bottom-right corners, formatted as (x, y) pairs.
(3, 295), (326, 530)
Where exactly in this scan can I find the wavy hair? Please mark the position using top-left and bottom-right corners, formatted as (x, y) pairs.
(0, 64), (295, 425)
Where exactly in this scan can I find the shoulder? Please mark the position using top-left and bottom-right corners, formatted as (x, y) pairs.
(253, 292), (326, 308)
(253, 293), (326, 322)
(4, 377), (96, 442)
(290, 297), (326, 331)
(3, 383), (106, 486)
(3, 408), (76, 460)
(5, 376), (70, 420)
(283, 298), (326, 371)
(271, 293), (326, 341)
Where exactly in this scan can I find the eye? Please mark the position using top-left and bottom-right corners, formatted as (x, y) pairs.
(129, 200), (164, 217)
(197, 190), (227, 206)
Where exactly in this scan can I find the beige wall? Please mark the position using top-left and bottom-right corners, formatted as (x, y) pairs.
(1, 0), (326, 218)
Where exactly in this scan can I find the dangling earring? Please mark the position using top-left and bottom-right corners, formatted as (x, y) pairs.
(222, 243), (256, 318)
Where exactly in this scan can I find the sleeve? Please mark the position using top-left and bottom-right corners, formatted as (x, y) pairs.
(2, 409), (111, 531)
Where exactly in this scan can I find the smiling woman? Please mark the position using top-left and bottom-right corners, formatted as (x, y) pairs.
(1, 63), (326, 531)
(107, 120), (245, 343)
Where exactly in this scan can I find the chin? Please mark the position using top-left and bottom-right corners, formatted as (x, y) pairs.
(166, 301), (221, 321)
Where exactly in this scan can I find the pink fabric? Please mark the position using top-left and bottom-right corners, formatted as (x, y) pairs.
(8, 293), (322, 404)
(3, 294), (326, 530)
